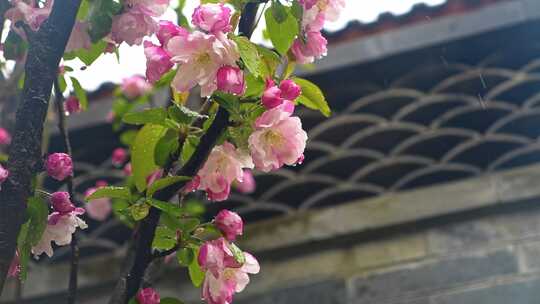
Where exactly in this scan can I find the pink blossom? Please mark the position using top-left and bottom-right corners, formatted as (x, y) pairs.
(136, 287), (160, 304)
(216, 66), (245, 95)
(126, 0), (170, 17)
(123, 163), (133, 176)
(66, 21), (92, 52)
(46, 153), (73, 181)
(146, 169), (163, 187)
(8, 250), (20, 278)
(199, 238), (260, 304)
(143, 41), (174, 84)
(64, 96), (81, 115)
(262, 80), (283, 109)
(5, 0), (53, 33)
(0, 128), (11, 145)
(112, 148), (128, 167)
(121, 75), (152, 99)
(195, 142), (253, 201)
(279, 79), (302, 101)
(299, 0), (318, 9)
(248, 101), (307, 172)
(32, 211), (87, 258)
(157, 20), (188, 46)
(50, 191), (76, 214)
(292, 31), (328, 64)
(111, 8), (157, 46)
(302, 0), (345, 23)
(167, 31), (239, 96)
(214, 210), (243, 241)
(234, 170), (256, 194)
(192, 3), (232, 34)
(0, 165), (8, 190)
(84, 187), (112, 222)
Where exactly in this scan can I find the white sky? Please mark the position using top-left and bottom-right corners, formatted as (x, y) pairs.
(70, 0), (446, 90)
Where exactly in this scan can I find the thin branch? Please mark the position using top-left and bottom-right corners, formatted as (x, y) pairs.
(0, 0), (82, 294)
(53, 78), (79, 304)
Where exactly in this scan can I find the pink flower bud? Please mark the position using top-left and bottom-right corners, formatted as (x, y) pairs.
(112, 148), (128, 167)
(157, 20), (188, 46)
(292, 31), (328, 64)
(65, 96), (81, 115)
(217, 66), (245, 95)
(95, 180), (108, 188)
(0, 165), (8, 190)
(121, 75), (152, 99)
(262, 80), (283, 109)
(235, 170), (256, 194)
(0, 128), (12, 145)
(123, 163), (132, 176)
(84, 186), (112, 222)
(144, 41), (174, 84)
(50, 192), (75, 214)
(299, 0), (317, 9)
(8, 250), (20, 278)
(46, 153), (73, 181)
(214, 209), (243, 241)
(192, 3), (232, 34)
(136, 287), (160, 304)
(279, 79), (302, 101)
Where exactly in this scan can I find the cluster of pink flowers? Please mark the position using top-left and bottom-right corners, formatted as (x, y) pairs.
(32, 192), (87, 257)
(144, 3), (240, 96)
(111, 0), (170, 46)
(84, 180), (112, 221)
(198, 237), (260, 304)
(190, 78), (306, 201)
(292, 0), (345, 64)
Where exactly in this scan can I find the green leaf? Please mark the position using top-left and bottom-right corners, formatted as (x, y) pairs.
(152, 226), (177, 250)
(3, 30), (27, 60)
(147, 199), (184, 217)
(184, 199), (206, 216)
(177, 247), (194, 267)
(77, 0), (91, 20)
(155, 69), (177, 88)
(161, 298), (186, 304)
(65, 40), (107, 66)
(70, 77), (88, 110)
(154, 129), (180, 167)
(232, 36), (261, 77)
(244, 73), (265, 97)
(229, 242), (246, 265)
(120, 130), (138, 146)
(213, 92), (241, 116)
(58, 75), (67, 94)
(123, 108), (168, 126)
(178, 218), (200, 234)
(188, 247), (205, 287)
(132, 124), (168, 192)
(168, 104), (206, 125)
(130, 202), (150, 221)
(181, 135), (200, 164)
(17, 196), (48, 280)
(147, 176), (191, 198)
(256, 46), (281, 77)
(85, 186), (131, 201)
(292, 77), (331, 117)
(265, 4), (299, 55)
(87, 0), (121, 42)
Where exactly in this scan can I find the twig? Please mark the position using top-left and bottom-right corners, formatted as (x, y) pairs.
(53, 78), (79, 304)
(0, 0), (81, 294)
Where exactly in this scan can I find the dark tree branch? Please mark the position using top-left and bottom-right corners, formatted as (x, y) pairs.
(0, 0), (81, 294)
(53, 79), (79, 304)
